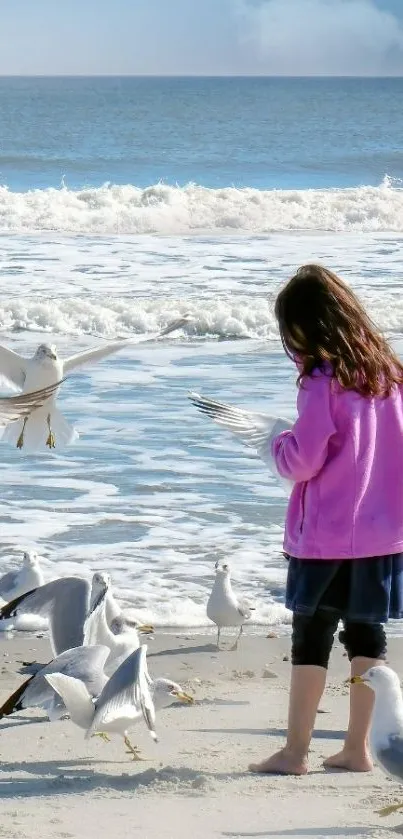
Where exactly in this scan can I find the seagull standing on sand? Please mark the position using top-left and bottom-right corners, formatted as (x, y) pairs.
(207, 561), (254, 650)
(351, 666), (403, 817)
(188, 392), (293, 494)
(0, 314), (191, 452)
(0, 551), (44, 603)
(45, 645), (194, 760)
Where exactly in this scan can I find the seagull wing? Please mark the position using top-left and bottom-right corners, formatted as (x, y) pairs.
(0, 381), (63, 425)
(23, 644), (110, 709)
(0, 577), (91, 656)
(90, 645), (157, 741)
(376, 734), (403, 781)
(0, 344), (26, 389)
(63, 314), (191, 374)
(188, 391), (294, 494)
(89, 646), (143, 733)
(137, 644), (157, 740)
(0, 570), (18, 600)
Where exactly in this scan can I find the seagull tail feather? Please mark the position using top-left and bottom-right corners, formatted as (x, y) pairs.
(0, 674), (35, 718)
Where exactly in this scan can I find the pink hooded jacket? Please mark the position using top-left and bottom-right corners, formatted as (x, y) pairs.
(271, 369), (403, 560)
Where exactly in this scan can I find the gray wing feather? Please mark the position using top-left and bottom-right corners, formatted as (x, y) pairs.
(137, 645), (157, 739)
(377, 736), (403, 780)
(63, 315), (191, 374)
(188, 392), (292, 450)
(188, 391), (294, 494)
(0, 577), (90, 656)
(92, 647), (142, 730)
(23, 644), (110, 708)
(0, 570), (18, 598)
(0, 381), (64, 425)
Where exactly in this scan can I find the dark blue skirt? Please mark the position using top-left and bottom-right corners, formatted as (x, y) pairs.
(285, 553), (403, 624)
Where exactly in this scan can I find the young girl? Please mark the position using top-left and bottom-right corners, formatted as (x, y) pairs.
(249, 264), (403, 777)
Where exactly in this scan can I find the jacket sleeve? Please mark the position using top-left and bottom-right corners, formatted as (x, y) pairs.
(270, 374), (336, 482)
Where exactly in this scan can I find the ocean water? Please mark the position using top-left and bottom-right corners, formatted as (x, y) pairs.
(0, 76), (403, 631)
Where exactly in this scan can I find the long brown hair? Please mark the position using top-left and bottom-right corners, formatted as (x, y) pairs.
(274, 264), (403, 397)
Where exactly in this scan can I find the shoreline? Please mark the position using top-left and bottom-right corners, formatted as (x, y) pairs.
(1, 630), (403, 838)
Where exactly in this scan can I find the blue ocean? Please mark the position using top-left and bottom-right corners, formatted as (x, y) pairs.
(0, 76), (402, 629)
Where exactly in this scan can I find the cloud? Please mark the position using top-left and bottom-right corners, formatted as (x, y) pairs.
(235, 0), (403, 75)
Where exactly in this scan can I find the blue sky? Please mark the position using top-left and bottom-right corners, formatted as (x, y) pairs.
(1, 0), (403, 75)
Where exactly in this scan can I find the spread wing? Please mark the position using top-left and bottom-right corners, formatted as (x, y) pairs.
(0, 344), (26, 389)
(90, 645), (157, 741)
(63, 314), (191, 374)
(188, 391), (294, 494)
(0, 381), (63, 425)
(23, 644), (110, 709)
(0, 576), (90, 656)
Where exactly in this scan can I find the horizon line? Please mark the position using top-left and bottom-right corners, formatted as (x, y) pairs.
(0, 73), (402, 80)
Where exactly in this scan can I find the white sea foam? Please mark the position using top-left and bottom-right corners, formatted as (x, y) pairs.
(0, 231), (402, 631)
(0, 292), (402, 340)
(0, 178), (402, 234)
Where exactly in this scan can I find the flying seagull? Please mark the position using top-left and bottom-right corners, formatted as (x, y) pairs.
(0, 314), (191, 451)
(0, 380), (61, 428)
(188, 391), (293, 494)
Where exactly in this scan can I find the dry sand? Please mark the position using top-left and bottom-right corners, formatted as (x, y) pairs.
(1, 628), (403, 839)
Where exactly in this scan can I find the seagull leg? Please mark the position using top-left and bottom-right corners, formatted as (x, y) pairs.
(216, 626), (221, 650)
(230, 625), (243, 652)
(376, 801), (403, 817)
(91, 731), (110, 743)
(46, 413), (56, 449)
(16, 417), (28, 449)
(124, 735), (145, 761)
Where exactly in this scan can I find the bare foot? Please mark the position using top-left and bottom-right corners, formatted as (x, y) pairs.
(323, 748), (373, 772)
(249, 748), (308, 776)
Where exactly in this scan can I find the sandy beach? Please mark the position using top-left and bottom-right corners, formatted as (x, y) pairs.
(0, 628), (402, 839)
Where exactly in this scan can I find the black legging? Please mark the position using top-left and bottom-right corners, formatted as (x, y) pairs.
(291, 610), (387, 668)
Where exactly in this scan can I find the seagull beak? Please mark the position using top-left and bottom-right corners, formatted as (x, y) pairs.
(349, 675), (367, 685)
(171, 690), (195, 704)
(137, 624), (155, 634)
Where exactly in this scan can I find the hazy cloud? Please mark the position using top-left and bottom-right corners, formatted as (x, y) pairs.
(235, 0), (403, 75)
(0, 0), (402, 75)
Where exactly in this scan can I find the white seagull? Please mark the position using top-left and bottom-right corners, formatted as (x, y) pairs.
(0, 551), (44, 604)
(45, 644), (194, 760)
(84, 571), (153, 676)
(352, 666), (403, 817)
(207, 561), (254, 650)
(188, 392), (293, 495)
(0, 314), (191, 451)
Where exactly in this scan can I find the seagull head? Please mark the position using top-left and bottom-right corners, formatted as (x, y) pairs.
(35, 343), (58, 363)
(110, 615), (154, 636)
(214, 561), (231, 577)
(351, 665), (402, 699)
(89, 571), (111, 614)
(22, 550), (39, 567)
(153, 678), (194, 708)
